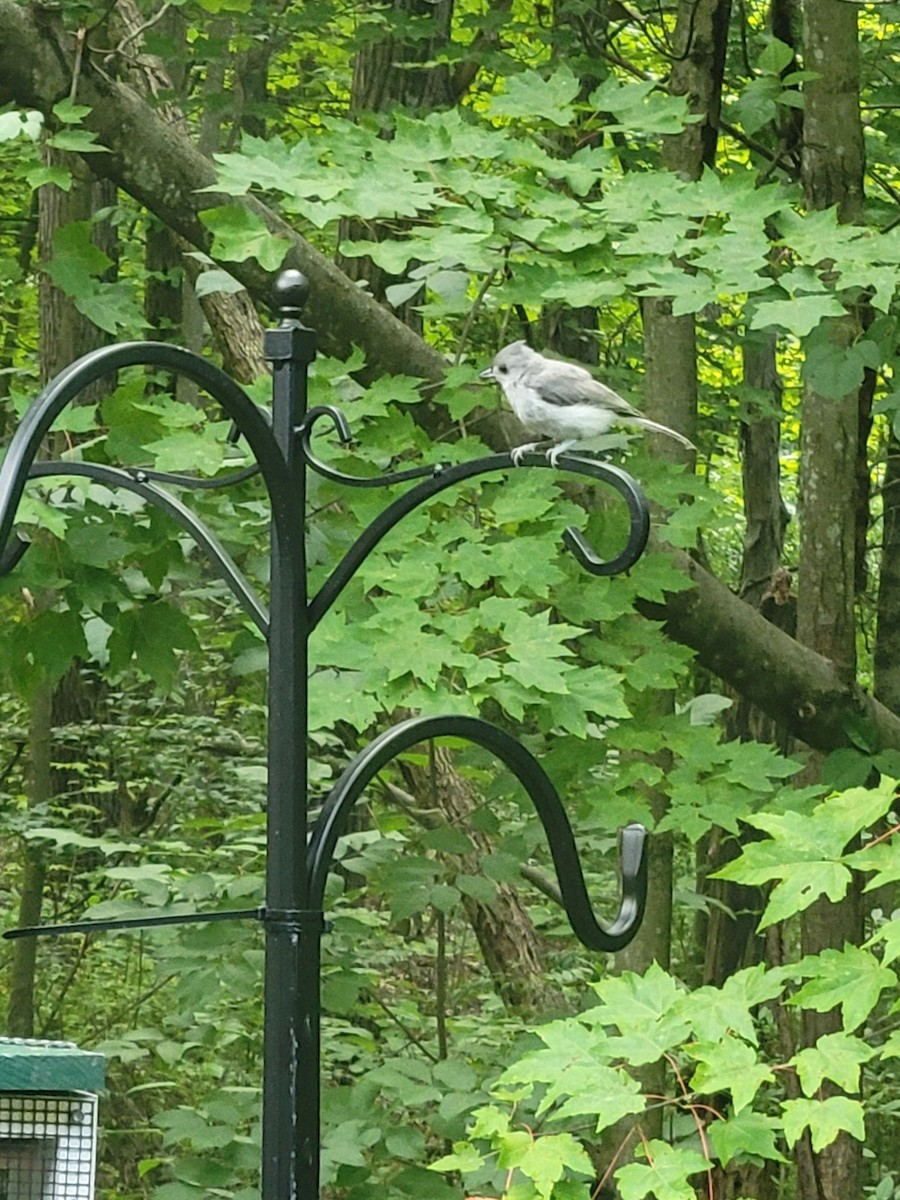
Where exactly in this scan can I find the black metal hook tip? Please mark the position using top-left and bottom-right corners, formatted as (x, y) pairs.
(302, 405), (353, 446)
(619, 822), (648, 887)
(564, 525), (618, 577)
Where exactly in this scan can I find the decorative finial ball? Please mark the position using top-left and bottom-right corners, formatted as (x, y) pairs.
(273, 269), (309, 317)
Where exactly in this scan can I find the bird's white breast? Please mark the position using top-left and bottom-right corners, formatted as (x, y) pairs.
(505, 380), (617, 440)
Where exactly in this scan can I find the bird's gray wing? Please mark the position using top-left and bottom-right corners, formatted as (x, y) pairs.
(525, 358), (638, 415)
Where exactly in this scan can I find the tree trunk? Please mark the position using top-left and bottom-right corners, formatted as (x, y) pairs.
(875, 436), (900, 713)
(593, 5), (729, 1191)
(110, 0), (270, 383)
(338, 0), (467, 329)
(795, 3), (866, 1196)
(6, 682), (51, 1037)
(737, 333), (790, 611)
(638, 543), (900, 751)
(702, 333), (792, 994)
(634, 0), (731, 966)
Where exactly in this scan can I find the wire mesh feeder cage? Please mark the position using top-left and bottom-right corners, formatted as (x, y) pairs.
(0, 1038), (104, 1200)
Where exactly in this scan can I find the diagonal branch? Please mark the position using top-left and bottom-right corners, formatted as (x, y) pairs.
(639, 544), (900, 753)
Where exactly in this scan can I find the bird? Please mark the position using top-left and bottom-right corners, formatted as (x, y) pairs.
(480, 340), (695, 466)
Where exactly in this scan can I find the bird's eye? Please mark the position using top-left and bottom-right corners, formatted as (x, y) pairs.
(498, 365), (508, 374)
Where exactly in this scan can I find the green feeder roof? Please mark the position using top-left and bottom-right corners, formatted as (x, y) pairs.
(0, 1038), (105, 1092)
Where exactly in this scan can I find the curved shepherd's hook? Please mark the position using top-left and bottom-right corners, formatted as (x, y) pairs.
(307, 714), (648, 953)
(0, 341), (293, 576)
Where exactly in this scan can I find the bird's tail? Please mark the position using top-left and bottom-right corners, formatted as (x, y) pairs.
(630, 417), (695, 451)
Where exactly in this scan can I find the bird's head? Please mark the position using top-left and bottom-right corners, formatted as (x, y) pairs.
(479, 340), (532, 384)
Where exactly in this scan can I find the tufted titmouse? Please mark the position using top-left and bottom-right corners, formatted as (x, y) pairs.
(480, 340), (695, 466)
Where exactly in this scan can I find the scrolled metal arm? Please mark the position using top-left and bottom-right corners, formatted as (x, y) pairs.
(307, 714), (648, 952)
(307, 446), (650, 631)
(300, 405), (450, 489)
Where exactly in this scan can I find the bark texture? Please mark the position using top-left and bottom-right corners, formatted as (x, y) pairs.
(795, 4), (867, 1195)
(6, 683), (51, 1036)
(800, 0), (865, 221)
(875, 436), (900, 713)
(738, 334), (790, 611)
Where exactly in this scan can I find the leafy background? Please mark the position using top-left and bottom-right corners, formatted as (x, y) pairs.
(1, 1), (900, 1199)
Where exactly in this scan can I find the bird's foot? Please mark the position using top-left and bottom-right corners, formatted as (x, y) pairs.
(510, 442), (542, 466)
(546, 441), (578, 468)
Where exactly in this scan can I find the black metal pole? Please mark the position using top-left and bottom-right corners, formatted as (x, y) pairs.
(261, 271), (321, 1200)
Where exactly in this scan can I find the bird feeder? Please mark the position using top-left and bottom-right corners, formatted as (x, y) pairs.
(0, 1037), (104, 1199)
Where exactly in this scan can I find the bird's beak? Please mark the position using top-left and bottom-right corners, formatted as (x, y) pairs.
(479, 367), (495, 380)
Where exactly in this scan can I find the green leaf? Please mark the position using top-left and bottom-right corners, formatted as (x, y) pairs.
(456, 874), (497, 903)
(791, 1032), (874, 1096)
(481, 851), (522, 883)
(498, 1020), (644, 1130)
(780, 1096), (865, 1152)
(196, 0), (251, 13)
(878, 1028), (900, 1061)
(48, 129), (109, 154)
(821, 747), (873, 791)
(511, 1132), (593, 1199)
(43, 222), (142, 333)
(385, 1124), (426, 1160)
(52, 98), (92, 123)
(194, 268), (244, 297)
(25, 164), (72, 190)
(686, 964), (785, 1045)
(25, 608), (88, 686)
(322, 970), (365, 1014)
(489, 66), (581, 126)
(716, 778), (897, 927)
(429, 883), (460, 913)
(47, 220), (114, 286)
(749, 292), (846, 336)
(144, 429), (227, 476)
(25, 829), (140, 855)
(867, 914), (900, 967)
(322, 1118), (381, 1168)
(423, 826), (474, 855)
(429, 1143), (484, 1174)
(616, 1140), (710, 1200)
(689, 1039), (774, 1114)
(590, 963), (692, 1064)
(708, 1110), (787, 1166)
(790, 945), (896, 1032)
(199, 204), (290, 270)
(108, 602), (200, 689)
(804, 336), (881, 401)
(758, 37), (796, 73)
(589, 77), (694, 135)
